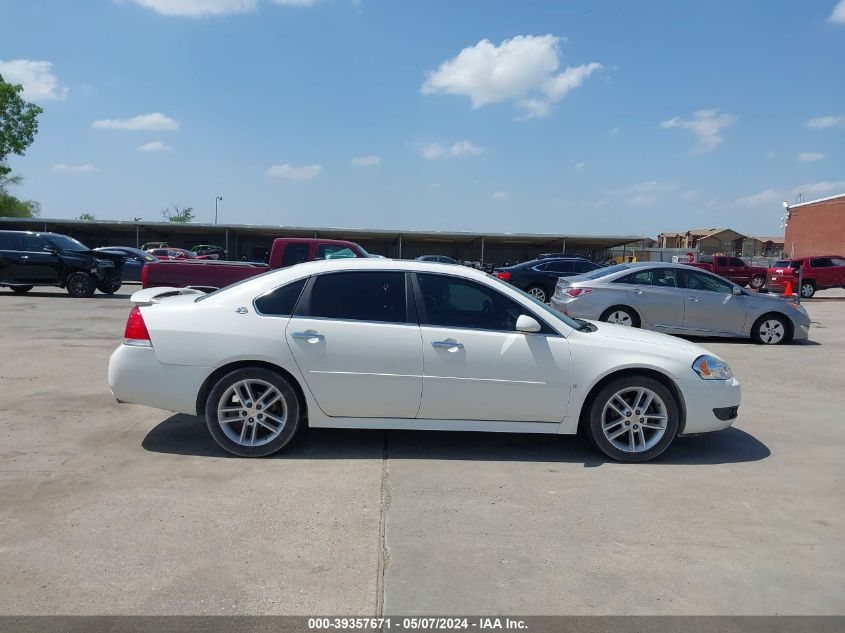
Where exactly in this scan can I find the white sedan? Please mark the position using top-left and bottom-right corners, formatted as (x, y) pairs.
(108, 259), (741, 463)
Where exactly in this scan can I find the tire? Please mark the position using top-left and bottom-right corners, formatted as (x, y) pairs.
(585, 375), (680, 463)
(97, 278), (122, 295)
(525, 285), (549, 303)
(799, 281), (816, 299)
(65, 272), (95, 298)
(204, 367), (302, 457)
(750, 275), (765, 290)
(10, 285), (34, 294)
(599, 305), (640, 327)
(751, 314), (791, 345)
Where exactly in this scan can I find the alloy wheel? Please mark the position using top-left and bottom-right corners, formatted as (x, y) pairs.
(601, 387), (668, 453)
(800, 283), (815, 298)
(607, 310), (633, 326)
(217, 379), (288, 447)
(758, 319), (785, 344)
(528, 287), (548, 302)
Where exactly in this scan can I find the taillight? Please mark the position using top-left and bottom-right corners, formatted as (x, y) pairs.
(495, 272), (511, 281)
(124, 306), (151, 347)
(141, 262), (150, 288)
(565, 287), (594, 298)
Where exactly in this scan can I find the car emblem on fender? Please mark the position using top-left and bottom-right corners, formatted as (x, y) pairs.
(235, 307), (248, 314)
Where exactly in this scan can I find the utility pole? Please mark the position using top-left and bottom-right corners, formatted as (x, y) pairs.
(215, 196), (223, 224)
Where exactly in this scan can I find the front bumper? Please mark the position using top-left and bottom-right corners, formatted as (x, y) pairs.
(677, 376), (742, 435)
(108, 344), (210, 415)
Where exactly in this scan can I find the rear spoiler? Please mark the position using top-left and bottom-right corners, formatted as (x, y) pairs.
(130, 286), (206, 306)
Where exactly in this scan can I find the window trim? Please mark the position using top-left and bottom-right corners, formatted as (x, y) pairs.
(411, 271), (560, 336)
(292, 270), (414, 326)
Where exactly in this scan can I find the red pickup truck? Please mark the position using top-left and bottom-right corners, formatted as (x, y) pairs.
(767, 255), (845, 298)
(686, 255), (768, 290)
(142, 237), (370, 290)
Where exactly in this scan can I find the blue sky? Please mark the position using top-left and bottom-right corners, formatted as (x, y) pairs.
(1, 0), (844, 238)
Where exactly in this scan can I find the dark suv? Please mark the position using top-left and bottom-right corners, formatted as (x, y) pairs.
(494, 257), (601, 303)
(0, 231), (124, 297)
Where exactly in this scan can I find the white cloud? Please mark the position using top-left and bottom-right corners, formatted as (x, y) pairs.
(0, 59), (68, 101)
(264, 163), (322, 180)
(661, 109), (737, 153)
(797, 152), (825, 162)
(52, 163), (98, 174)
(805, 115), (843, 129)
(572, 161), (585, 172)
(608, 127), (620, 134)
(138, 140), (171, 152)
(736, 188), (781, 206)
(350, 155), (380, 167)
(736, 180), (845, 206)
(421, 35), (601, 119)
(766, 151), (777, 160)
(626, 194), (657, 206)
(491, 191), (507, 200)
(419, 140), (484, 160)
(830, 0), (845, 23)
(272, 0), (318, 5)
(93, 112), (179, 131)
(129, 0), (257, 16)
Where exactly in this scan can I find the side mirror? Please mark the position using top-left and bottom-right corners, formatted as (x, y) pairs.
(516, 314), (542, 333)
(732, 286), (742, 296)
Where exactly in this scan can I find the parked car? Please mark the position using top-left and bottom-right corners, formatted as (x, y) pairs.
(142, 237), (370, 290)
(109, 258), (741, 463)
(140, 242), (168, 251)
(537, 253), (594, 260)
(0, 230), (124, 297)
(687, 255), (768, 290)
(767, 256), (845, 298)
(146, 247), (216, 261)
(416, 255), (458, 264)
(191, 244), (225, 258)
(94, 247), (157, 283)
(550, 262), (810, 345)
(494, 257), (602, 302)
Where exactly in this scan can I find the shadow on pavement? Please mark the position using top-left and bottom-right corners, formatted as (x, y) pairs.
(143, 414), (770, 466)
(2, 291), (132, 300)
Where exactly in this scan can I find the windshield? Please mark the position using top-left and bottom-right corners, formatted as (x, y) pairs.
(487, 274), (581, 330)
(46, 235), (90, 252)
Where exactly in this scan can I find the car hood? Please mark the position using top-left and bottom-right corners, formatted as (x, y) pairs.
(586, 320), (712, 357)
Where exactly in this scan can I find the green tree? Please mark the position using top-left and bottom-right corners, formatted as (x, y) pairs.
(77, 212), (95, 221)
(0, 72), (43, 217)
(162, 205), (195, 223)
(0, 172), (40, 217)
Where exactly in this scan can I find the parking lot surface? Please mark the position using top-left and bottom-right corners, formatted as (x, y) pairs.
(0, 287), (843, 615)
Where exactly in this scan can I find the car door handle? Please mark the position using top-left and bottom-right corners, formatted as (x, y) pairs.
(291, 330), (324, 341)
(432, 339), (464, 350)
(687, 296), (700, 302)
(20, 255), (29, 260)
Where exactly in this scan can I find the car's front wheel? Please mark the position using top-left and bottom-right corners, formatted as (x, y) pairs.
(585, 376), (679, 462)
(751, 314), (790, 345)
(205, 367), (302, 457)
(750, 275), (765, 290)
(9, 285), (34, 294)
(599, 305), (640, 327)
(65, 272), (95, 298)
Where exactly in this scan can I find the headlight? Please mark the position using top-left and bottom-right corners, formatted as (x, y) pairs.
(692, 355), (733, 380)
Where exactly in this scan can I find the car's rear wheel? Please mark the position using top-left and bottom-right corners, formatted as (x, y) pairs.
(65, 272), (95, 298)
(97, 278), (122, 294)
(751, 314), (790, 345)
(205, 368), (302, 457)
(799, 282), (816, 298)
(9, 285), (34, 294)
(525, 285), (548, 303)
(750, 275), (765, 290)
(599, 305), (640, 327)
(585, 376), (679, 462)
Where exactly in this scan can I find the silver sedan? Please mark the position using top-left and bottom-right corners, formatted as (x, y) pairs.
(550, 262), (811, 345)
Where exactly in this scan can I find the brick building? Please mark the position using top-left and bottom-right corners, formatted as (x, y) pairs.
(784, 193), (845, 258)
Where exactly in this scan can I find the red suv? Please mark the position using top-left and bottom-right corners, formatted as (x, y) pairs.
(767, 255), (845, 298)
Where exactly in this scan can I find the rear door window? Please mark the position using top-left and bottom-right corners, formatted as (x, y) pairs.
(281, 243), (310, 267)
(810, 257), (833, 268)
(254, 278), (307, 316)
(615, 270), (652, 285)
(0, 233), (23, 250)
(22, 235), (49, 252)
(573, 261), (600, 273)
(304, 272), (407, 323)
(543, 260), (575, 273)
